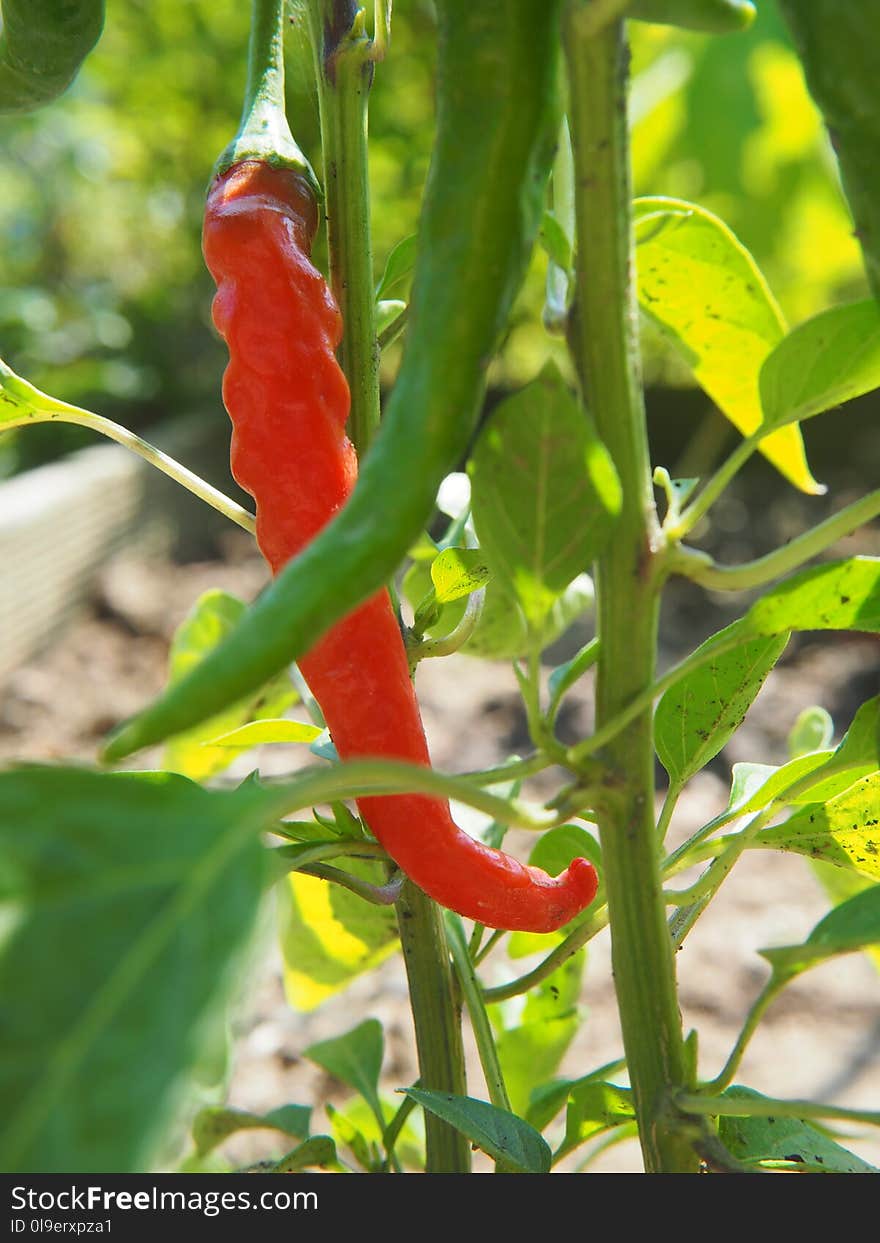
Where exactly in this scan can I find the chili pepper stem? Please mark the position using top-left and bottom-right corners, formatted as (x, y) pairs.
(563, 3), (698, 1173)
(216, 0), (317, 186)
(305, 0), (381, 453)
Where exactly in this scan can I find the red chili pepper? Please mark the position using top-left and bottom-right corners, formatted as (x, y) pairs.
(202, 160), (599, 933)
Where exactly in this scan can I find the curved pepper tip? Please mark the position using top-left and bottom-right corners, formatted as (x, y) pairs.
(568, 855), (600, 908)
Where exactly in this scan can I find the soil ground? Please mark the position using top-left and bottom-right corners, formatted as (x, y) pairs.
(3, 409), (880, 1173)
(4, 546), (880, 1172)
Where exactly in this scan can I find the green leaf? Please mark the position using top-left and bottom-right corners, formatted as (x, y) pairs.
(788, 706), (835, 758)
(430, 547), (490, 603)
(560, 1081), (635, 1160)
(755, 772), (880, 881)
(272, 1135), (338, 1172)
(402, 561), (592, 662)
(164, 591), (298, 780)
(726, 694), (880, 818)
(469, 366), (621, 629)
(331, 1093), (425, 1172)
(326, 1103), (379, 1172)
(0, 766), (269, 1173)
(539, 211), (572, 270)
(403, 1089), (551, 1174)
(525, 1079), (577, 1133)
(718, 1087), (877, 1173)
(304, 1020), (385, 1123)
(723, 753), (832, 820)
(192, 1103), (311, 1158)
(205, 719), (322, 748)
(375, 234), (418, 299)
(633, 197), (821, 494)
(810, 864), (880, 973)
(376, 298), (406, 341)
(743, 558), (880, 638)
(494, 952), (586, 1116)
(761, 883), (880, 978)
(760, 300), (880, 431)
(277, 857), (399, 1012)
(0, 356), (73, 430)
(786, 695), (880, 804)
(655, 625), (789, 787)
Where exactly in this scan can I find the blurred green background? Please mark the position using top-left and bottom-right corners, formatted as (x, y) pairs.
(0, 0), (869, 481)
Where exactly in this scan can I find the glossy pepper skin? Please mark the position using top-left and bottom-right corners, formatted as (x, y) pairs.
(0, 0), (105, 113)
(104, 0), (567, 762)
(203, 161), (598, 933)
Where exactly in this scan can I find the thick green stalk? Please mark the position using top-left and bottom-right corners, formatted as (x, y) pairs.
(306, 0), (381, 453)
(563, 4), (697, 1173)
(397, 885), (471, 1173)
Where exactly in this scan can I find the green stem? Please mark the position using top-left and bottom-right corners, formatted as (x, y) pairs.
(446, 915), (512, 1114)
(567, 624), (746, 766)
(548, 637), (601, 726)
(703, 978), (783, 1092)
(678, 1091), (880, 1130)
(257, 757), (560, 830)
(482, 904), (608, 1004)
(655, 780), (682, 845)
(671, 487), (880, 592)
(0, 370), (256, 533)
(396, 884), (471, 1173)
(473, 927), (505, 967)
(667, 798), (785, 948)
(408, 588), (485, 664)
(306, 0), (381, 453)
(217, 0), (317, 183)
(294, 860), (402, 903)
(466, 753), (554, 786)
(381, 1087), (418, 1170)
(667, 432), (760, 538)
(270, 839), (388, 866)
(516, 650), (568, 765)
(372, 0), (392, 60)
(563, 4), (697, 1173)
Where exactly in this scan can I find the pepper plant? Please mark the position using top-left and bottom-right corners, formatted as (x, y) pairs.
(2, 0), (880, 1176)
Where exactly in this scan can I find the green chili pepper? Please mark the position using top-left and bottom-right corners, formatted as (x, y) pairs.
(629, 0), (755, 33)
(104, 0), (563, 762)
(0, 0), (105, 113)
(777, 1), (880, 303)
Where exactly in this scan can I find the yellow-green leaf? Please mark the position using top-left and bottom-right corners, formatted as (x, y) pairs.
(277, 861), (399, 1012)
(205, 719), (321, 749)
(634, 197), (821, 493)
(430, 548), (490, 603)
(163, 591), (297, 780)
(756, 771), (880, 880)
